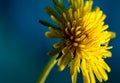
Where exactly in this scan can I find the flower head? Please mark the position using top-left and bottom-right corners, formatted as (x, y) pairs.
(40, 0), (115, 83)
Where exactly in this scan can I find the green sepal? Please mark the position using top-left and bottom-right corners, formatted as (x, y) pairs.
(39, 20), (59, 28)
(47, 48), (61, 56)
(52, 0), (66, 15)
(45, 6), (63, 22)
(48, 39), (66, 56)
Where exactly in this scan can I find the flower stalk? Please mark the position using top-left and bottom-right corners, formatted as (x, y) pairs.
(37, 55), (57, 83)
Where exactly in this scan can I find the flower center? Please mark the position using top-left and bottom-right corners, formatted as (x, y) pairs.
(63, 21), (87, 47)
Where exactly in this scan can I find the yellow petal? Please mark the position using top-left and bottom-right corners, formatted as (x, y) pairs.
(89, 68), (96, 83)
(96, 64), (108, 81)
(45, 27), (62, 38)
(81, 59), (90, 83)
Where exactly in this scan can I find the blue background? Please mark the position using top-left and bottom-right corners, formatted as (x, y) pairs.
(0, 0), (119, 83)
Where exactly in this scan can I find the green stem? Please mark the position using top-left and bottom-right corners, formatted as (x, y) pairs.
(37, 55), (57, 83)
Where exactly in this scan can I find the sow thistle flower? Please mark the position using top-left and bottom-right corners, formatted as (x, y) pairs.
(39, 0), (115, 83)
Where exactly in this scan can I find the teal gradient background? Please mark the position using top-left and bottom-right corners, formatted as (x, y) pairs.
(0, 0), (119, 83)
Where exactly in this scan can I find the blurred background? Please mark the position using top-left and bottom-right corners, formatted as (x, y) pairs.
(0, 0), (119, 83)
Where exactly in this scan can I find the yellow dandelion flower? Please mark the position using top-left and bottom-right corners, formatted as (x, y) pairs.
(39, 0), (115, 83)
